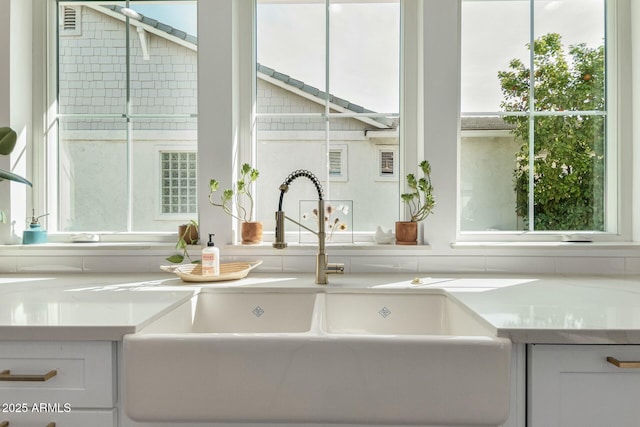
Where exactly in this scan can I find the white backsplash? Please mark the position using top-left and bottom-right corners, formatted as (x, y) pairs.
(0, 243), (639, 276)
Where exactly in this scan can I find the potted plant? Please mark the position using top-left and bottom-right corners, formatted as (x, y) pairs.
(209, 163), (262, 244)
(0, 127), (32, 223)
(396, 160), (435, 245)
(166, 219), (199, 264)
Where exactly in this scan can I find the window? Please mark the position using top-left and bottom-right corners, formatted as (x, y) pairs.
(460, 0), (611, 234)
(26, 1), (631, 248)
(159, 151), (197, 216)
(255, 0), (400, 238)
(52, 1), (197, 233)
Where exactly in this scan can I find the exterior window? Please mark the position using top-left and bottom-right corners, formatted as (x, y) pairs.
(460, 0), (609, 233)
(255, 0), (400, 238)
(53, 1), (197, 233)
(160, 151), (197, 216)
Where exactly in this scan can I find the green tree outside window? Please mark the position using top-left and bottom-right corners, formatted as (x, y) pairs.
(499, 33), (605, 231)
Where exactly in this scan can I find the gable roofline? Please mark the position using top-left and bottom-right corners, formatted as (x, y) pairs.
(90, 4), (197, 51)
(257, 64), (396, 130)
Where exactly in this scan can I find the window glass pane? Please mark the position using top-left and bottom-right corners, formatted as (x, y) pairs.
(460, 117), (522, 231)
(533, 0), (605, 112)
(329, 0), (400, 114)
(255, 0), (400, 241)
(524, 115), (606, 231)
(461, 0), (529, 113)
(55, 1), (197, 234)
(58, 3), (127, 115)
(257, 1), (326, 97)
(58, 118), (128, 232)
(328, 118), (398, 233)
(131, 118), (197, 232)
(256, 117), (328, 233)
(128, 1), (198, 116)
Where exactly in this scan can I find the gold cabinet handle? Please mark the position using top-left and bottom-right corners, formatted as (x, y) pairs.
(606, 357), (640, 368)
(47, 423), (56, 427)
(0, 421), (8, 427)
(0, 369), (57, 382)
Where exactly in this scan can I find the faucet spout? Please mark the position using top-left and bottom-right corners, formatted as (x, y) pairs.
(273, 170), (344, 285)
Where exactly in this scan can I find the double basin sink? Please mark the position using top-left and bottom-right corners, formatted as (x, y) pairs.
(124, 287), (511, 426)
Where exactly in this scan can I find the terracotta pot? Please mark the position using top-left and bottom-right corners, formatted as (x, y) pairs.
(178, 224), (199, 245)
(395, 221), (418, 245)
(241, 221), (263, 244)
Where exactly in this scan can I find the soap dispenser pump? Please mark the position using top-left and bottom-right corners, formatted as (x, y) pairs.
(22, 210), (49, 244)
(201, 233), (220, 276)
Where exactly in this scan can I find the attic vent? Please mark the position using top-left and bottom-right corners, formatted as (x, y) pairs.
(375, 146), (397, 181)
(329, 150), (342, 176)
(59, 6), (81, 36)
(328, 146), (348, 181)
(63, 6), (76, 30)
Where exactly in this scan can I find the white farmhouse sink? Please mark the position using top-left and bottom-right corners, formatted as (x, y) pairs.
(124, 288), (511, 426)
(192, 291), (317, 333)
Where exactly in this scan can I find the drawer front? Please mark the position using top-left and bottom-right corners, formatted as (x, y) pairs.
(530, 344), (640, 427)
(0, 341), (114, 408)
(0, 408), (116, 427)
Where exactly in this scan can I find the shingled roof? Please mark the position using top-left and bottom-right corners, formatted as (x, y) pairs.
(103, 5), (198, 45)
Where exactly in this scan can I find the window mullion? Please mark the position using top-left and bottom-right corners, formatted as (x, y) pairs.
(125, 0), (133, 232)
(528, 0), (535, 232)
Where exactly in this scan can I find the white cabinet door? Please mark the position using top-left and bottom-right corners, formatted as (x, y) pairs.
(529, 344), (640, 427)
(0, 341), (114, 408)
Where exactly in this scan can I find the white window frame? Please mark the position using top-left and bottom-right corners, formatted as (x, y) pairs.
(455, 0), (631, 243)
(36, 0), (198, 242)
(14, 0), (634, 249)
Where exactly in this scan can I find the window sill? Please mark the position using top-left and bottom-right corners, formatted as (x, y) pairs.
(223, 242), (432, 256)
(452, 241), (640, 250)
(0, 242), (176, 256)
(0, 241), (431, 256)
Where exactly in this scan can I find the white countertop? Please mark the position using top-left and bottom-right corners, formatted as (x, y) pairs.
(2, 272), (640, 343)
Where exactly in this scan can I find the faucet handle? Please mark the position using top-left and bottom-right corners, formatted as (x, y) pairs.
(326, 263), (345, 274)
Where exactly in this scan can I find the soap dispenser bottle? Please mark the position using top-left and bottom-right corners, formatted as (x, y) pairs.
(22, 210), (49, 244)
(201, 233), (220, 276)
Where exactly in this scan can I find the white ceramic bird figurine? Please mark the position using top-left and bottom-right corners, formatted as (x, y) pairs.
(374, 226), (394, 244)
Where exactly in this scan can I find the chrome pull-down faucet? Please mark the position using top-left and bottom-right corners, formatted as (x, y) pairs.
(273, 170), (345, 285)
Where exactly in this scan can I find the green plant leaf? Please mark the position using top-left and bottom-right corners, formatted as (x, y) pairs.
(0, 127), (17, 156)
(209, 179), (219, 192)
(0, 168), (32, 186)
(165, 254), (184, 263)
